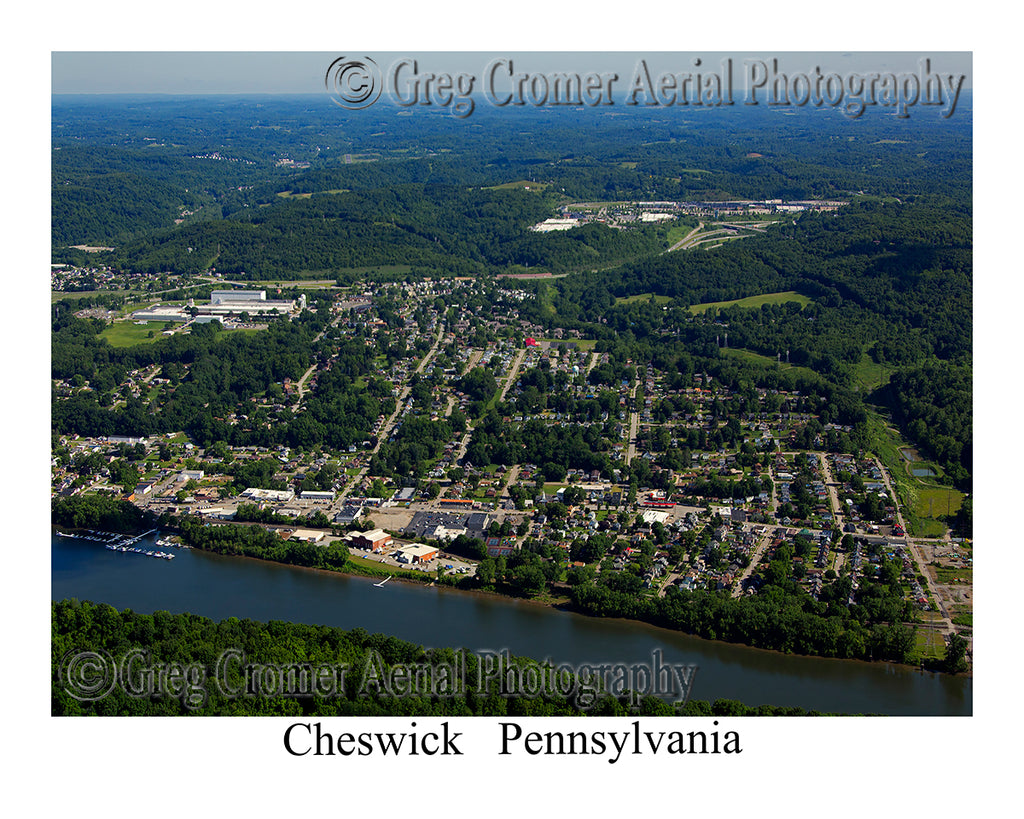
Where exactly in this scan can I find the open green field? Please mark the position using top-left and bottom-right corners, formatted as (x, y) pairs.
(934, 566), (972, 584)
(720, 347), (820, 380)
(614, 293), (674, 307)
(914, 486), (963, 520)
(951, 609), (973, 627)
(52, 289), (133, 304)
(276, 189), (349, 198)
(101, 321), (259, 348)
(911, 626), (947, 663)
(852, 352), (894, 392)
(533, 337), (597, 351)
(346, 554), (427, 582)
(484, 180), (549, 192)
(864, 409), (961, 538)
(664, 223), (698, 245)
(688, 290), (812, 314)
(100, 322), (167, 347)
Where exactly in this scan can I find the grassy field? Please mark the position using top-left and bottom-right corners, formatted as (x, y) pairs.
(100, 322), (167, 347)
(951, 609), (973, 627)
(101, 321), (259, 348)
(664, 223), (699, 245)
(851, 352), (894, 392)
(52, 289), (133, 304)
(720, 347), (820, 380)
(346, 553), (429, 582)
(934, 566), (972, 584)
(914, 486), (963, 520)
(864, 409), (962, 538)
(688, 290), (812, 314)
(483, 180), (549, 192)
(534, 337), (598, 351)
(276, 189), (349, 198)
(912, 627), (947, 663)
(613, 293), (674, 307)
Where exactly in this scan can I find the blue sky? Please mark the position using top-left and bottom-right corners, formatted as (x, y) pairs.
(52, 51), (972, 95)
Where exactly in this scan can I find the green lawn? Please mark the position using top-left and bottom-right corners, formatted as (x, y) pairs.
(346, 554), (425, 581)
(483, 180), (549, 192)
(951, 610), (973, 627)
(664, 223), (698, 246)
(720, 347), (820, 380)
(934, 566), (972, 584)
(914, 486), (963, 520)
(911, 628), (947, 663)
(852, 352), (894, 392)
(535, 337), (598, 350)
(276, 189), (349, 198)
(614, 293), (674, 307)
(100, 322), (167, 347)
(688, 290), (812, 314)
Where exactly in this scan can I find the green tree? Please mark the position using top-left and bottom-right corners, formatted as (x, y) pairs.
(944, 632), (968, 673)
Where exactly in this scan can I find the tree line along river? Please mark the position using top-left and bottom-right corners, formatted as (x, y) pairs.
(51, 532), (971, 715)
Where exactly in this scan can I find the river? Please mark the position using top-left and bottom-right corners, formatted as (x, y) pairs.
(51, 532), (971, 715)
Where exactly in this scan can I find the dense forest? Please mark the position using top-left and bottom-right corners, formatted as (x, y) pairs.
(52, 599), (839, 716)
(54, 96), (970, 276)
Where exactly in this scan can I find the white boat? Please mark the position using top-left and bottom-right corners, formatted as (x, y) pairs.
(373, 576), (392, 588)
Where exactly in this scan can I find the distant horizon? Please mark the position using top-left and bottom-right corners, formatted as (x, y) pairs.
(52, 52), (972, 96)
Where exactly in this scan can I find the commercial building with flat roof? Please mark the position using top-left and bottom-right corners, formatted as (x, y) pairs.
(301, 490), (336, 501)
(348, 529), (393, 552)
(212, 290), (266, 303)
(241, 487), (295, 503)
(395, 544), (439, 564)
(289, 529), (326, 543)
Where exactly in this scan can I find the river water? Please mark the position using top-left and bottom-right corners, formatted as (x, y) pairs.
(51, 532), (971, 715)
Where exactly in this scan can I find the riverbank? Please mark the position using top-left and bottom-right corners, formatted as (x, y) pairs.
(186, 535), (969, 679)
(51, 529), (972, 714)
(54, 521), (969, 679)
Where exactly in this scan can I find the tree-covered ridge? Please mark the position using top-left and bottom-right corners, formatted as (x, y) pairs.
(54, 97), (970, 269)
(52, 97), (971, 247)
(101, 183), (668, 278)
(52, 599), (836, 716)
(532, 199), (969, 359)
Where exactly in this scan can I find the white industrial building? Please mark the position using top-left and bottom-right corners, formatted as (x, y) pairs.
(204, 289), (297, 316)
(211, 290), (267, 303)
(131, 290), (300, 325)
(300, 490), (335, 501)
(132, 306), (189, 323)
(394, 544), (439, 564)
(288, 529), (326, 543)
(531, 218), (579, 232)
(640, 509), (670, 525)
(241, 487), (295, 503)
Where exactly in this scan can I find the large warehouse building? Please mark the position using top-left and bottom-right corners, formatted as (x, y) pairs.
(131, 290), (303, 324)
(347, 529), (393, 552)
(201, 290), (300, 317)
